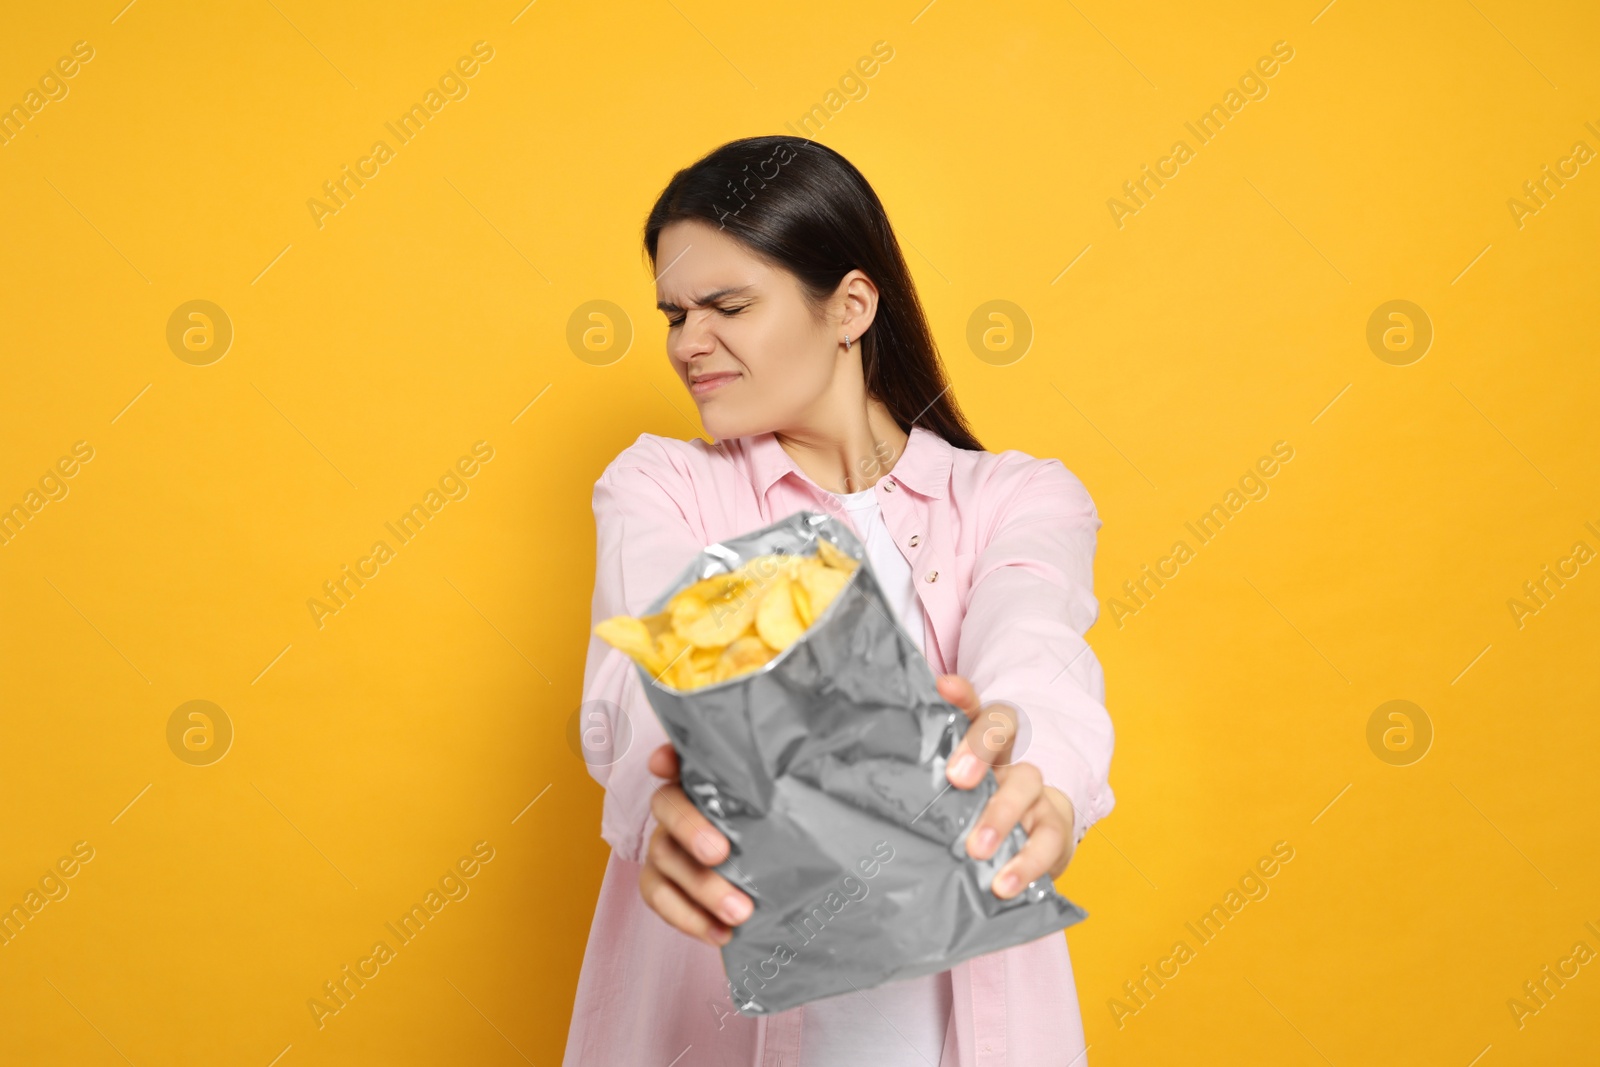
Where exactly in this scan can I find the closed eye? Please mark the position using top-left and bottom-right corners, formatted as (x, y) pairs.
(664, 304), (748, 328)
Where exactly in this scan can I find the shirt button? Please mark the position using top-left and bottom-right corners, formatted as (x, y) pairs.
(925, 571), (939, 583)
(908, 534), (921, 548)
(881, 479), (895, 491)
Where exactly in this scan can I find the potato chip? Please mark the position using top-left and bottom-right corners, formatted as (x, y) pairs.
(799, 562), (852, 620)
(653, 632), (692, 687)
(755, 575), (805, 651)
(791, 576), (815, 628)
(594, 616), (665, 676)
(815, 538), (855, 571)
(722, 634), (776, 672)
(671, 572), (745, 605)
(668, 593), (709, 640)
(671, 586), (759, 648)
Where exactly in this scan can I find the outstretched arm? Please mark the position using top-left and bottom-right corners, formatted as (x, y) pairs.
(950, 458), (1117, 873)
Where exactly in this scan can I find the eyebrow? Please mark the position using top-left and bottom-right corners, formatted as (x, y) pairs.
(656, 285), (755, 313)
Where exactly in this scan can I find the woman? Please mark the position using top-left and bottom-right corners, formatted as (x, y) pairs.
(564, 136), (1116, 1067)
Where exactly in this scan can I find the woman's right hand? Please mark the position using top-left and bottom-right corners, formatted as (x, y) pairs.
(640, 743), (754, 947)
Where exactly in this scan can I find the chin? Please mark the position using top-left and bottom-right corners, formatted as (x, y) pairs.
(698, 408), (775, 442)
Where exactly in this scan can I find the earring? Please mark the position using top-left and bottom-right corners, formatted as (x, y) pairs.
(843, 334), (852, 350)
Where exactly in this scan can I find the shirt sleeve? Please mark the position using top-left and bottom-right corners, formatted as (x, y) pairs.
(581, 448), (709, 864)
(954, 458), (1116, 854)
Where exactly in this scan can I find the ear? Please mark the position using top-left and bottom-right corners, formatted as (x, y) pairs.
(836, 269), (879, 344)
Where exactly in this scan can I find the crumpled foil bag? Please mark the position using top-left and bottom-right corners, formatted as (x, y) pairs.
(634, 510), (1088, 1015)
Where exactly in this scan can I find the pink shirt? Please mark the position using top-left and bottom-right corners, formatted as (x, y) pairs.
(564, 425), (1117, 1067)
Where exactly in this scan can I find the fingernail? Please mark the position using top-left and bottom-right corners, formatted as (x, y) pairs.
(720, 894), (752, 924)
(972, 827), (998, 857)
(949, 751), (978, 784)
(993, 870), (1018, 897)
(708, 922), (732, 945)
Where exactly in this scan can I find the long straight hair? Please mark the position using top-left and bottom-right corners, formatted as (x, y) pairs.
(643, 136), (983, 452)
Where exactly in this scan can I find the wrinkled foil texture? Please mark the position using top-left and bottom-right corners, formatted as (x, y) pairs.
(635, 510), (1088, 1015)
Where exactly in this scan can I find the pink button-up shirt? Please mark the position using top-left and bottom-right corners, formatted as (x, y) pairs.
(564, 425), (1116, 1067)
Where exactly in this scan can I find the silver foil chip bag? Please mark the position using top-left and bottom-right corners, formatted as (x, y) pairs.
(634, 510), (1088, 1015)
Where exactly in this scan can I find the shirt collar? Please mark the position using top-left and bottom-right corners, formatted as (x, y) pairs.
(740, 424), (953, 500)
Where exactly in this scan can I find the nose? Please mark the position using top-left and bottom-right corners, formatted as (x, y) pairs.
(669, 309), (717, 364)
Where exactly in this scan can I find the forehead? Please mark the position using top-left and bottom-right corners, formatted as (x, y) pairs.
(654, 219), (772, 302)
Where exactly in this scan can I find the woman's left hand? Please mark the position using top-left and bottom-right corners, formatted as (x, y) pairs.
(937, 674), (1076, 899)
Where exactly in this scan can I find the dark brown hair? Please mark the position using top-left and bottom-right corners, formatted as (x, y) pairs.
(643, 136), (983, 452)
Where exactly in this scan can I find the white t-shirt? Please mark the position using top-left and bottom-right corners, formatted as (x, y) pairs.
(799, 485), (952, 1067)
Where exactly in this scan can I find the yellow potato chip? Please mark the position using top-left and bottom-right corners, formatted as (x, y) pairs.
(815, 538), (856, 571)
(668, 592), (708, 636)
(791, 576), (814, 627)
(799, 562), (852, 620)
(654, 631), (695, 687)
(655, 627), (687, 657)
(755, 575), (805, 650)
(642, 610), (673, 641)
(672, 572), (744, 605)
(594, 616), (666, 675)
(669, 575), (762, 648)
(722, 634), (776, 671)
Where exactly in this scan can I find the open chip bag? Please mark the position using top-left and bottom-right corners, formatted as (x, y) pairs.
(594, 509), (1088, 1015)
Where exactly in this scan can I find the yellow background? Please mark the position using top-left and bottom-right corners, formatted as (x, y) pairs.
(2, 0), (1596, 1063)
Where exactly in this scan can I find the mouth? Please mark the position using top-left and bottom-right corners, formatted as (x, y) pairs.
(688, 372), (740, 397)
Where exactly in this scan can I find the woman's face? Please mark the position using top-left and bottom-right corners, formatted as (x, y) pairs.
(654, 219), (861, 441)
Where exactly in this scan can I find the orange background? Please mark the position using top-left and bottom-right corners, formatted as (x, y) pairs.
(1, 1), (1596, 1064)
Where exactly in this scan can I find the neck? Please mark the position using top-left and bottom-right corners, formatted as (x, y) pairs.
(775, 400), (910, 494)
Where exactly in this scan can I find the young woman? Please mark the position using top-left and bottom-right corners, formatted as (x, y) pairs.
(564, 136), (1116, 1067)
